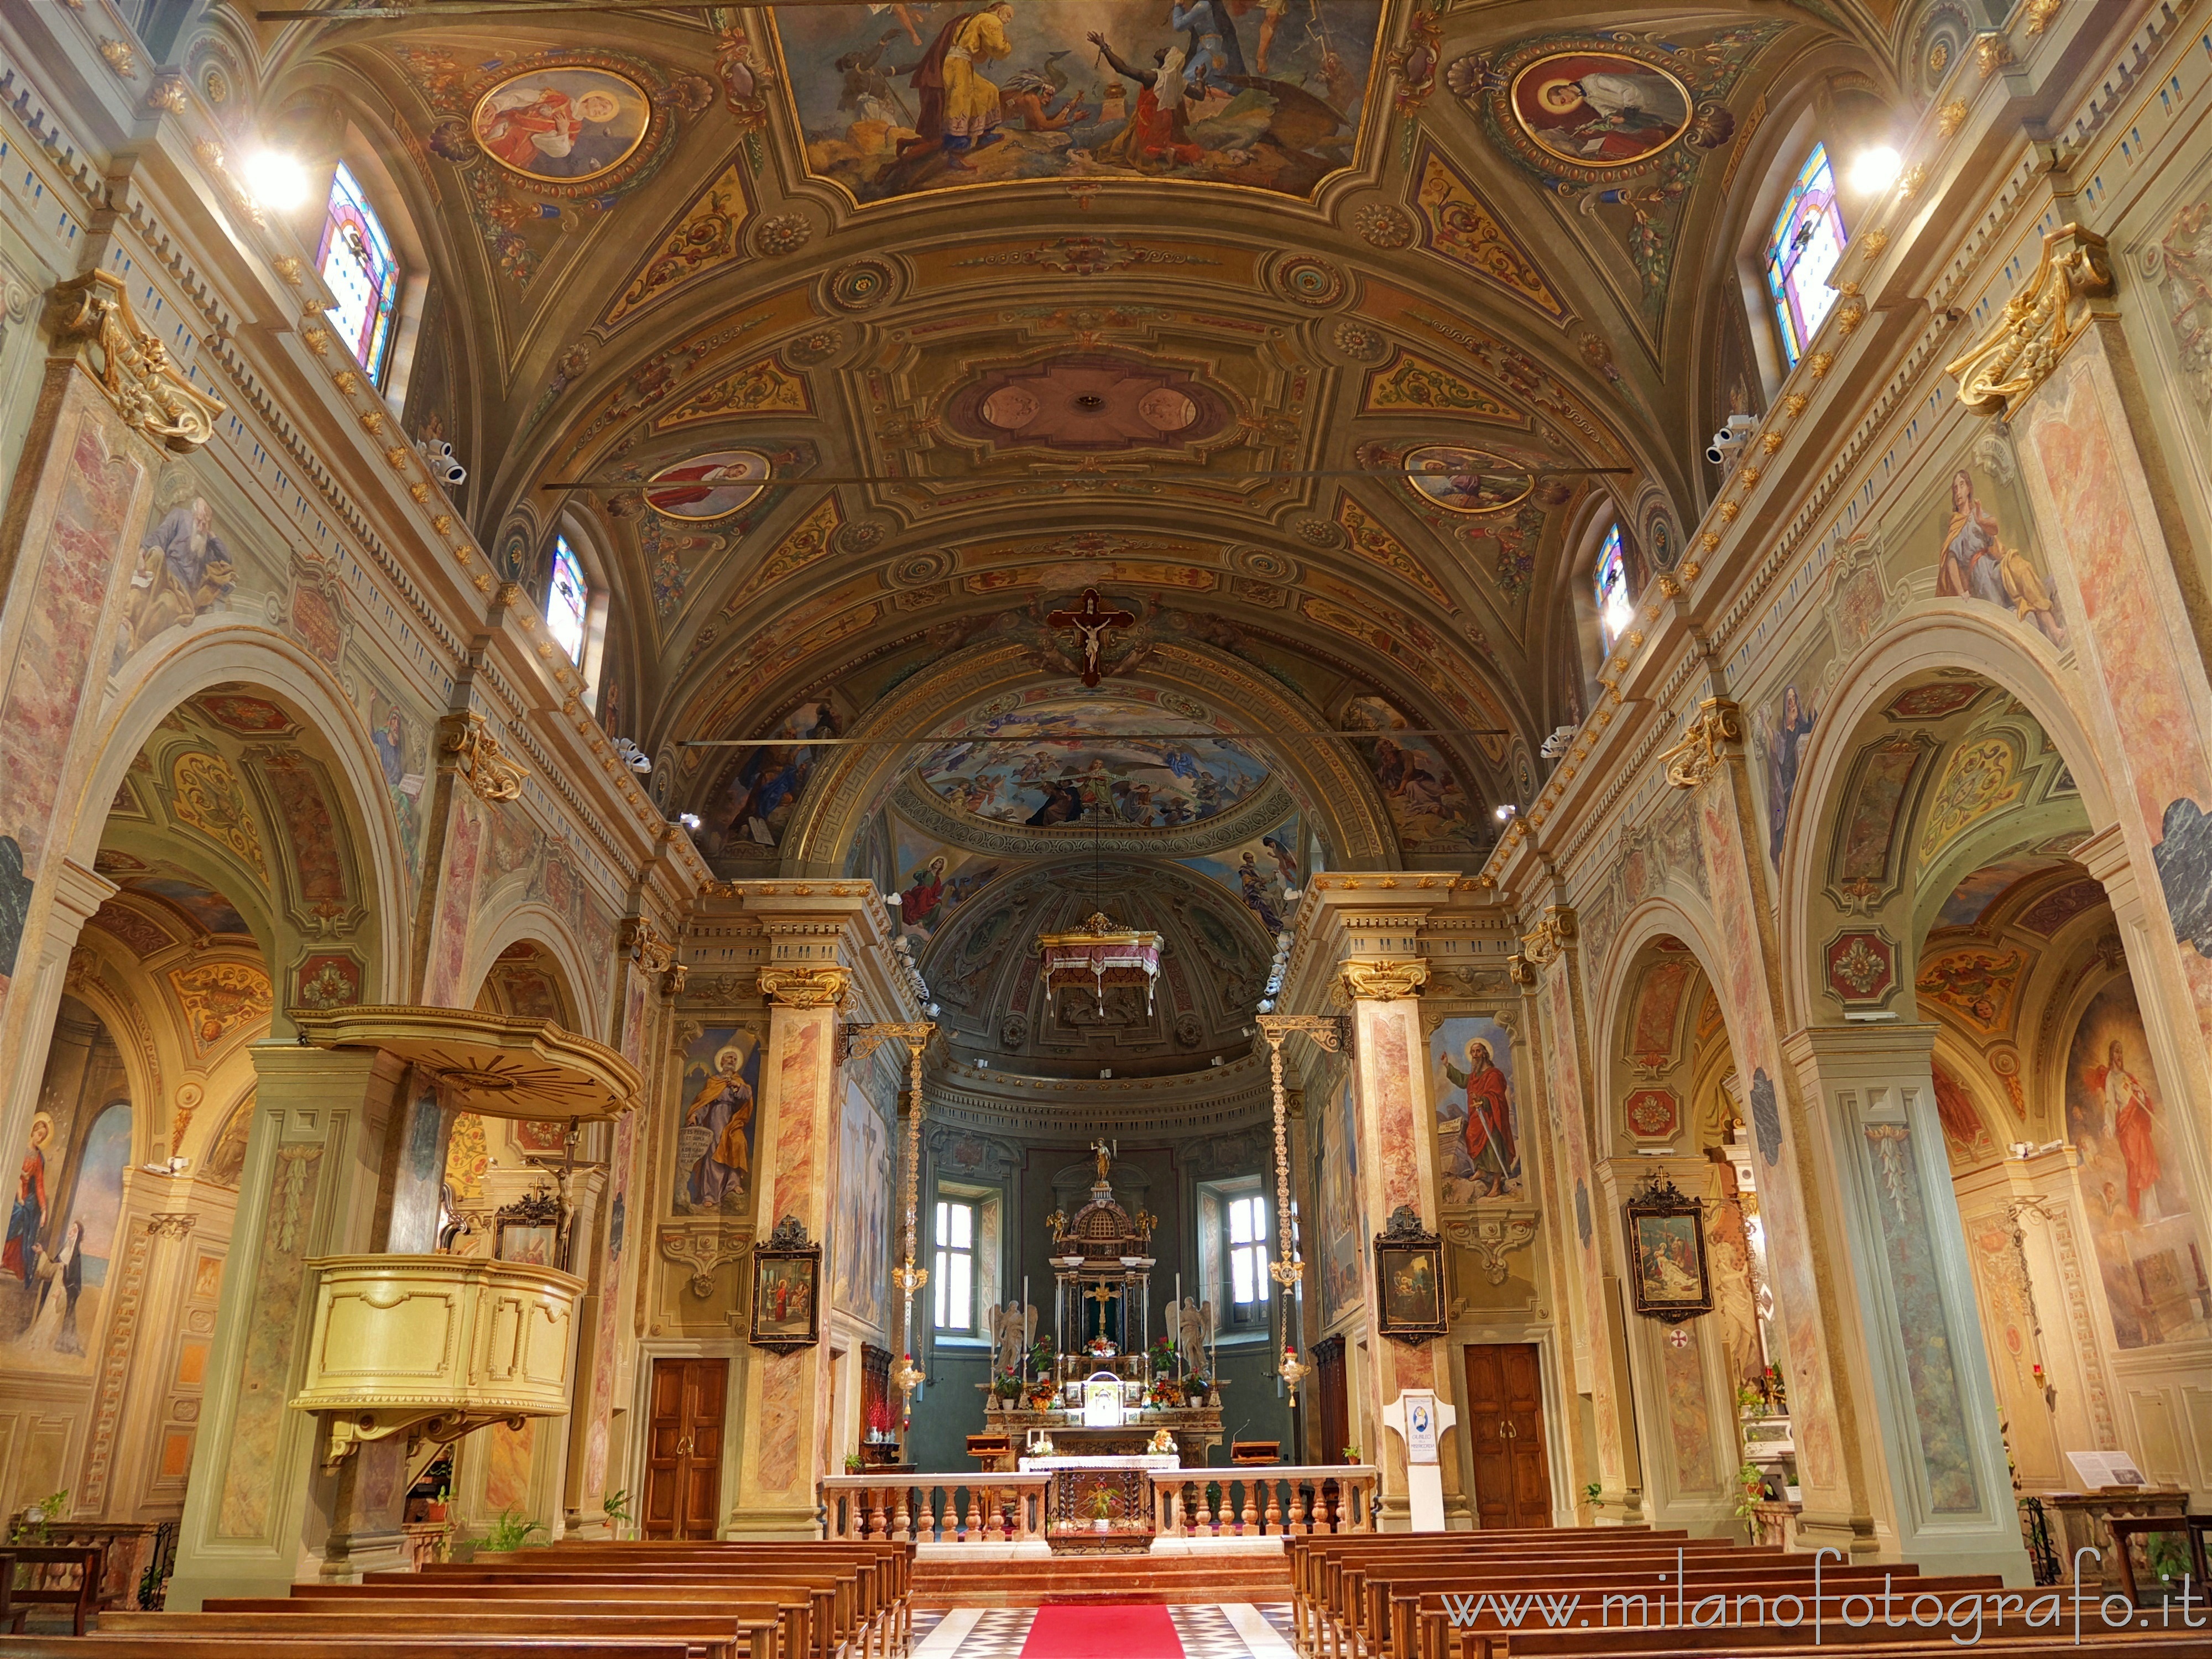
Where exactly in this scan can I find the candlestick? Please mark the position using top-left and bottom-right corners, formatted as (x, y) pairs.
(1022, 1275), (1030, 1380)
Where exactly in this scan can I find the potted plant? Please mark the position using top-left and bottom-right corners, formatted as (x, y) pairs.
(1583, 1481), (1605, 1516)
(992, 1370), (1025, 1404)
(1088, 1489), (1117, 1534)
(424, 1485), (450, 1524)
(602, 1489), (630, 1541)
(1734, 1463), (1766, 1542)
(843, 1453), (865, 1473)
(1342, 1444), (1362, 1466)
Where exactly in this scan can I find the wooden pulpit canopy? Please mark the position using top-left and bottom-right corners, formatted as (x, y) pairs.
(291, 1005), (641, 1120)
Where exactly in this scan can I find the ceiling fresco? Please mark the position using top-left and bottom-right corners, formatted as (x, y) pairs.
(254, 0), (1875, 989)
(768, 0), (1385, 203)
(914, 692), (1270, 829)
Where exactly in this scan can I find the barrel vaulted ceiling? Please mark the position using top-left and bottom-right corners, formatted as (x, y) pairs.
(244, 0), (1908, 912)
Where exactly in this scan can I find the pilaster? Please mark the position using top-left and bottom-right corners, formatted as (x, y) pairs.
(1782, 1022), (2028, 1583)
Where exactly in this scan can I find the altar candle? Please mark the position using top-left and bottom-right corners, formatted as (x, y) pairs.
(1022, 1276), (1030, 1378)
(1174, 1273), (1183, 1375)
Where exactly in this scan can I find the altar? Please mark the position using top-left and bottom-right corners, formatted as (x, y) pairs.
(1018, 1453), (1178, 1549)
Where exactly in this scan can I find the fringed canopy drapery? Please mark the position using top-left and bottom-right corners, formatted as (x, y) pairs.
(1036, 911), (1164, 1015)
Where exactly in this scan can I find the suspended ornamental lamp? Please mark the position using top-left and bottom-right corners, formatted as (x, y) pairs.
(1037, 911), (1164, 1016)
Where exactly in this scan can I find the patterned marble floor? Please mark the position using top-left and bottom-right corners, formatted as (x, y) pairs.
(910, 1604), (1297, 1658)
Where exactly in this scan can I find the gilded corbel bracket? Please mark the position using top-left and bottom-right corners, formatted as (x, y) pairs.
(49, 272), (226, 452)
(838, 1019), (935, 1065)
(1519, 906), (1577, 968)
(442, 711), (525, 803)
(1944, 225), (2114, 418)
(320, 1407), (528, 1472)
(1656, 698), (1745, 791)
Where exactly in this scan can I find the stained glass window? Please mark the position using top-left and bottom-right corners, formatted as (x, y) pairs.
(1764, 143), (1848, 368)
(1596, 523), (1633, 649)
(316, 163), (400, 383)
(547, 535), (589, 662)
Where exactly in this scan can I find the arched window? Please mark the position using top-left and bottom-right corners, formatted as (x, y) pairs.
(1595, 523), (1633, 650)
(1763, 143), (1848, 369)
(316, 162), (401, 384)
(546, 534), (589, 663)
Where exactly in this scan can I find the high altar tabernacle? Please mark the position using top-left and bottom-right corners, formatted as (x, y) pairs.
(969, 1142), (1224, 1541)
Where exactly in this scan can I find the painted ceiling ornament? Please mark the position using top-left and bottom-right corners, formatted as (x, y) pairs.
(1403, 445), (1535, 515)
(1444, 26), (1779, 321)
(1270, 252), (1348, 308)
(1409, 143), (1567, 322)
(644, 450), (771, 522)
(1355, 202), (1416, 249)
(943, 353), (1229, 453)
(605, 165), (751, 330)
(752, 212), (813, 257)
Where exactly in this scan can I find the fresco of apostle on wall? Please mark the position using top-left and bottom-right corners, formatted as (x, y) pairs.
(674, 1027), (761, 1217)
(770, 0), (1381, 204)
(1340, 694), (1481, 854)
(2064, 979), (2208, 1349)
(1317, 1076), (1361, 1322)
(4, 998), (132, 1373)
(1895, 447), (2067, 649)
(705, 700), (843, 861)
(112, 478), (239, 672)
(1431, 1015), (1522, 1205)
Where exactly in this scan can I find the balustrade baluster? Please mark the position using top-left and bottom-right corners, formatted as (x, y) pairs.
(1240, 1480), (1258, 1534)
(1264, 1480), (1283, 1533)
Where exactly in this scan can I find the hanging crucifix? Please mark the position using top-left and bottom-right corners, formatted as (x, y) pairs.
(1046, 588), (1135, 687)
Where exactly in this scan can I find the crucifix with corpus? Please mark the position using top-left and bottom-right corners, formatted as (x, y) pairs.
(1046, 589), (1135, 688)
(1083, 1281), (1123, 1346)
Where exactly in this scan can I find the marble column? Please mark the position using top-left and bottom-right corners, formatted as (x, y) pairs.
(722, 884), (902, 1537)
(1517, 910), (1640, 1520)
(1784, 1023), (2027, 1582)
(0, 859), (116, 1162)
(0, 287), (200, 1177)
(1303, 879), (1466, 1529)
(1675, 701), (1882, 1558)
(166, 1041), (407, 1607)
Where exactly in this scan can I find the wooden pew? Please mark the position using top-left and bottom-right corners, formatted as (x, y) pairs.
(98, 1608), (770, 1659)
(226, 1588), (822, 1659)
(0, 1641), (693, 1659)
(0, 1546), (103, 1636)
(382, 1567), (860, 1659)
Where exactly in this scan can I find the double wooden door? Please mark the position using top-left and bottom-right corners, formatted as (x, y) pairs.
(644, 1357), (727, 1540)
(1462, 1342), (1552, 1530)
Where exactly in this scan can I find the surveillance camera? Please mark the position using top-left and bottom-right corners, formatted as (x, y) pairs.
(1705, 414), (1757, 467)
(1538, 723), (1578, 758)
(417, 437), (467, 490)
(614, 737), (651, 775)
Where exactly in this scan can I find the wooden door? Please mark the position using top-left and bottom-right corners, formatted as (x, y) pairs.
(1463, 1342), (1551, 1529)
(1312, 1335), (1348, 1466)
(644, 1357), (727, 1540)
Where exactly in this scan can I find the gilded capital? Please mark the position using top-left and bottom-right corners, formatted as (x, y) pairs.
(1520, 906), (1577, 967)
(49, 272), (225, 452)
(758, 963), (853, 1009)
(1656, 697), (1745, 790)
(1338, 957), (1430, 1002)
(1504, 952), (1539, 989)
(1255, 1012), (1349, 1052)
(1945, 225), (2114, 418)
(441, 711), (525, 804)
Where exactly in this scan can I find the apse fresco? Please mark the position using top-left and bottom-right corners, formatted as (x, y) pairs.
(120, 873), (251, 938)
(1430, 1015), (1522, 1205)
(917, 697), (1267, 828)
(673, 1027), (761, 1217)
(1177, 815), (1300, 935)
(1340, 695), (1481, 853)
(831, 1078), (892, 1331)
(2064, 980), (2208, 1349)
(1932, 858), (2063, 929)
(3, 999), (131, 1374)
(887, 810), (1003, 944)
(769, 0), (1383, 204)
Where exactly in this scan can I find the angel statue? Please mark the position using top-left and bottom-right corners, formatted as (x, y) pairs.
(989, 1300), (1036, 1376)
(1172, 1296), (1214, 1375)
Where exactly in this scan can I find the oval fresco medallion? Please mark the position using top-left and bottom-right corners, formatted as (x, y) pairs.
(472, 66), (652, 185)
(645, 450), (771, 521)
(1509, 51), (1692, 169)
(1404, 445), (1533, 515)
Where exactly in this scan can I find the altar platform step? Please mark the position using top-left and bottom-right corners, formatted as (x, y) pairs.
(913, 1548), (1292, 1608)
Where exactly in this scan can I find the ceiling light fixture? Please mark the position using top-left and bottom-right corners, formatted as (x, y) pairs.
(1848, 145), (1903, 194)
(239, 148), (311, 211)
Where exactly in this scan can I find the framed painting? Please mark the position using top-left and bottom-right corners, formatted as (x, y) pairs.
(1625, 1178), (1712, 1324)
(1373, 1207), (1446, 1345)
(750, 1222), (822, 1352)
(494, 1188), (564, 1270)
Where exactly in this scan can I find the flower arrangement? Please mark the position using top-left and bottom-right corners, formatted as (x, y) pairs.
(992, 1369), (1025, 1400)
(1086, 1335), (1118, 1358)
(1147, 1376), (1185, 1407)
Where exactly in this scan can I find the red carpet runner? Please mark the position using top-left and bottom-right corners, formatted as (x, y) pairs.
(1018, 1602), (1183, 1658)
